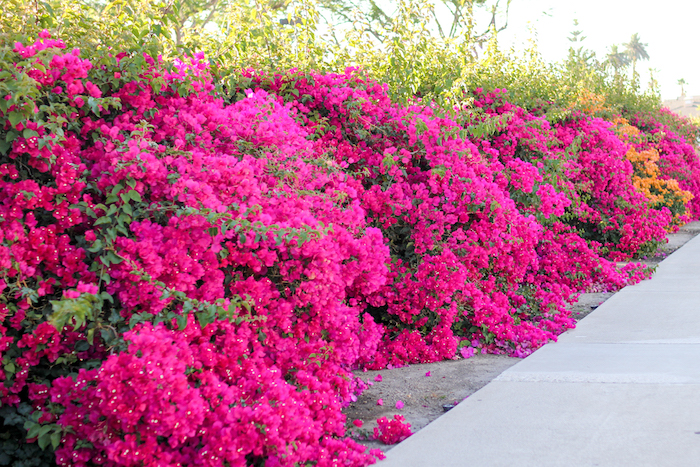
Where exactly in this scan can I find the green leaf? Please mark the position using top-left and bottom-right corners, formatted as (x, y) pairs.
(8, 112), (23, 128)
(26, 422), (41, 439)
(105, 251), (123, 265)
(128, 190), (142, 203)
(87, 96), (101, 115)
(50, 431), (61, 449)
(4, 361), (16, 373)
(22, 129), (39, 139)
(38, 433), (50, 450)
(110, 184), (125, 196)
(117, 213), (131, 226)
(87, 239), (103, 253)
(38, 425), (53, 438)
(176, 313), (187, 330)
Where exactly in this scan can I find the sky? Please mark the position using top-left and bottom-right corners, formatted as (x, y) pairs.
(485, 0), (700, 101)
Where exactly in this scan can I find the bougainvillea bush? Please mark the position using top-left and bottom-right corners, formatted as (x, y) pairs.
(469, 89), (673, 261)
(611, 117), (694, 228)
(1, 33), (699, 466)
(251, 74), (675, 366)
(630, 110), (700, 219)
(1, 34), (389, 466)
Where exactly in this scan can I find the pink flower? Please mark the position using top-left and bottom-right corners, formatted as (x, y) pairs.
(76, 282), (98, 295)
(373, 415), (413, 444)
(85, 81), (102, 98)
(460, 347), (475, 359)
(425, 371), (431, 377)
(395, 400), (404, 410)
(374, 374), (382, 382)
(63, 290), (80, 299)
(377, 398), (383, 406)
(353, 419), (364, 428)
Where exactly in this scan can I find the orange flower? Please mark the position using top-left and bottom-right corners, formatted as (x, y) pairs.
(625, 146), (694, 229)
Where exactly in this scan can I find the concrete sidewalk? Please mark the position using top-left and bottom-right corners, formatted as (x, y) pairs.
(380, 234), (700, 466)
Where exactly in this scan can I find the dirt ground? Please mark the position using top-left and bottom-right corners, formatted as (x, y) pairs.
(343, 222), (700, 453)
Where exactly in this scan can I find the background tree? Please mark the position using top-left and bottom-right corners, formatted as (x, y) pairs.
(605, 44), (631, 73)
(0, 0), (668, 121)
(624, 32), (649, 74)
(318, 0), (512, 43)
(566, 19), (595, 67)
(678, 78), (688, 97)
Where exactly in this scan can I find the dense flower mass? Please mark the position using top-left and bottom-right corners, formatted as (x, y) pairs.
(373, 415), (413, 445)
(1, 34), (699, 465)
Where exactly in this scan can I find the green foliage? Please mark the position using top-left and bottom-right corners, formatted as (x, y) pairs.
(0, 0), (167, 58)
(1, 0), (670, 126)
(0, 404), (56, 466)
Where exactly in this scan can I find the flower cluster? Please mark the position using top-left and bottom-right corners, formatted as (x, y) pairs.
(630, 110), (700, 219)
(607, 117), (693, 229)
(51, 318), (384, 466)
(373, 415), (413, 445)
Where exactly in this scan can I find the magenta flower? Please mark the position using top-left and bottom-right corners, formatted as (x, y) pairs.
(374, 415), (413, 444)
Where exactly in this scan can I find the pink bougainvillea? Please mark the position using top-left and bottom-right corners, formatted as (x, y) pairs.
(1, 34), (698, 466)
(51, 318), (381, 466)
(1, 35), (386, 466)
(373, 415), (413, 445)
(257, 74), (674, 365)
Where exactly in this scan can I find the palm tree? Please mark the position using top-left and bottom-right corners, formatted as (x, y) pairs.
(624, 33), (649, 74)
(678, 78), (688, 97)
(606, 44), (630, 72)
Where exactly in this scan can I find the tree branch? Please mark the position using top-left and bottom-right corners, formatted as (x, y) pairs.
(195, 0), (220, 33)
(431, 7), (446, 40)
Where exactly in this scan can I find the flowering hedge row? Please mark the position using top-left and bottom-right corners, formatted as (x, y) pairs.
(1, 35), (699, 465)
